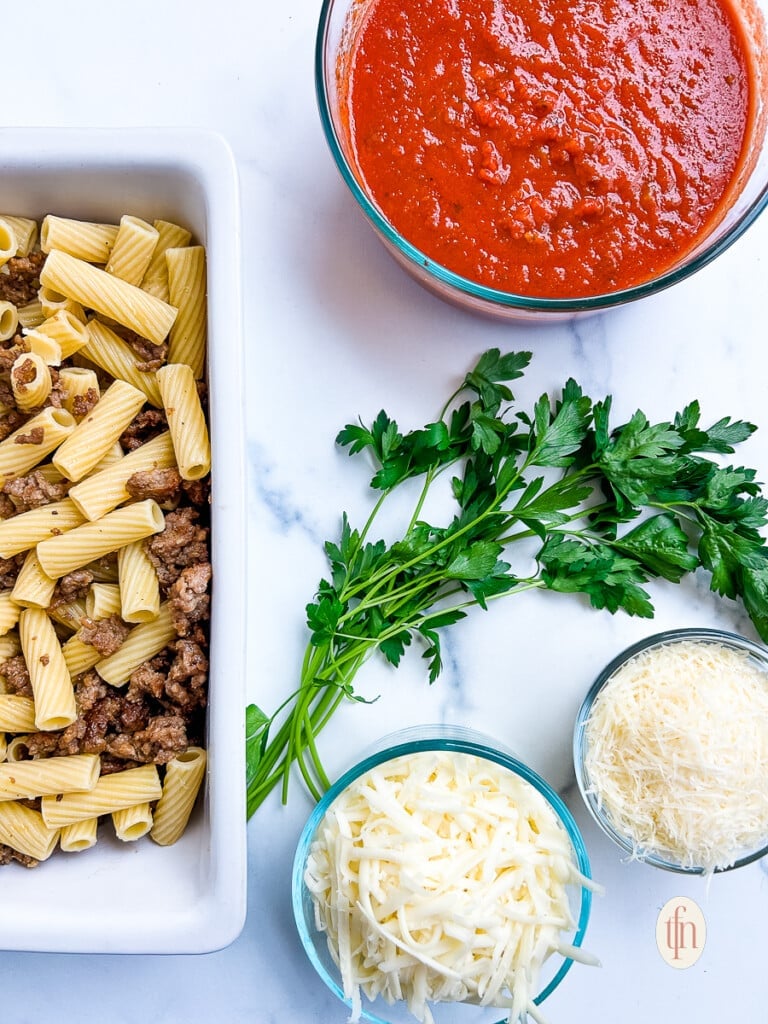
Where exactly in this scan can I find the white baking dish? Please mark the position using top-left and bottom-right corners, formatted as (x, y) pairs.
(0, 128), (247, 952)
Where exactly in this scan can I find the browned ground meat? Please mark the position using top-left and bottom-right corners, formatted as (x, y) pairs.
(147, 507), (209, 593)
(78, 614), (130, 656)
(165, 640), (208, 710)
(51, 569), (94, 606)
(119, 409), (167, 451)
(0, 252), (45, 306)
(0, 342), (27, 374)
(126, 467), (182, 504)
(0, 844), (38, 868)
(1, 655), (32, 697)
(106, 714), (188, 762)
(169, 562), (211, 636)
(181, 476), (211, 506)
(14, 426), (44, 446)
(71, 387), (99, 419)
(0, 553), (23, 589)
(0, 408), (25, 443)
(11, 356), (36, 389)
(3, 469), (69, 512)
(110, 324), (168, 372)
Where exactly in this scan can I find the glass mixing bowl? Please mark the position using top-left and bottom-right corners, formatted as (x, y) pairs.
(315, 0), (768, 321)
(293, 727), (595, 1024)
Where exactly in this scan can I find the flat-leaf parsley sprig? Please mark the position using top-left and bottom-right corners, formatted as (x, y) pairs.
(246, 349), (768, 816)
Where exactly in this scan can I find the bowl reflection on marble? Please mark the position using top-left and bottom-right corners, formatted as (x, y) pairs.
(315, 0), (768, 322)
(574, 628), (768, 874)
(293, 727), (594, 1024)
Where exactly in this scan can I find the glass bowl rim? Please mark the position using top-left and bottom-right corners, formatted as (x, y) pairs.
(314, 0), (768, 314)
(292, 733), (594, 1024)
(573, 626), (768, 874)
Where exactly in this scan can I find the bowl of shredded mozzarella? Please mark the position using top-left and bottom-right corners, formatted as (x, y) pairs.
(293, 728), (598, 1024)
(574, 628), (768, 874)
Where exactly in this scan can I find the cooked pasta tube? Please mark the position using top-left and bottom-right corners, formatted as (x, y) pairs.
(48, 598), (86, 634)
(24, 332), (62, 366)
(105, 215), (158, 286)
(38, 285), (86, 321)
(0, 498), (85, 559)
(0, 753), (99, 801)
(61, 632), (102, 678)
(4, 735), (32, 762)
(16, 298), (45, 329)
(92, 442), (124, 472)
(112, 801), (153, 842)
(0, 300), (19, 342)
(0, 733), (5, 762)
(0, 801), (59, 861)
(11, 549), (57, 609)
(59, 366), (100, 420)
(117, 540), (160, 623)
(83, 317), (162, 406)
(0, 407), (76, 486)
(25, 309), (89, 360)
(0, 634), (20, 661)
(40, 215), (119, 263)
(60, 816), (98, 852)
(11, 352), (52, 411)
(68, 431), (176, 521)
(41, 250), (177, 346)
(0, 218), (17, 268)
(41, 764), (162, 827)
(36, 499), (166, 578)
(52, 379), (146, 482)
(150, 747), (207, 846)
(19, 607), (77, 731)
(156, 363), (210, 480)
(0, 592), (21, 637)
(0, 694), (36, 733)
(166, 245), (206, 378)
(0, 215), (37, 256)
(85, 582), (122, 620)
(140, 219), (192, 301)
(95, 602), (175, 685)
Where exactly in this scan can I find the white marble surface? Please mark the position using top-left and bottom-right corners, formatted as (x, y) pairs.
(1, 0), (768, 1019)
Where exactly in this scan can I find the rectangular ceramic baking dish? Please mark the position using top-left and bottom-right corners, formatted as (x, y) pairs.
(0, 128), (247, 953)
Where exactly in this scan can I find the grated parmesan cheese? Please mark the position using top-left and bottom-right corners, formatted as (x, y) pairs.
(304, 750), (597, 1024)
(583, 639), (768, 873)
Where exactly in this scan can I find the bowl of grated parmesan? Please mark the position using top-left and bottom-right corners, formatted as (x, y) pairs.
(293, 728), (599, 1024)
(574, 628), (768, 874)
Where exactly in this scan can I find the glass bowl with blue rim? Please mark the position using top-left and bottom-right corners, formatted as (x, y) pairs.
(573, 627), (768, 874)
(293, 726), (595, 1024)
(315, 0), (768, 322)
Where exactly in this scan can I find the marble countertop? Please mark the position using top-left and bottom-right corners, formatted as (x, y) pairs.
(1, 0), (767, 1020)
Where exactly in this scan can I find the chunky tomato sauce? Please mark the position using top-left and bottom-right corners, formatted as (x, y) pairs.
(342, 0), (755, 298)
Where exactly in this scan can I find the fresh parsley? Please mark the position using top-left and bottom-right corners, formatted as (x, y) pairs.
(246, 350), (768, 817)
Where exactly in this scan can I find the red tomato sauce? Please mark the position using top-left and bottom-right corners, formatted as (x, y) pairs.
(341, 0), (756, 298)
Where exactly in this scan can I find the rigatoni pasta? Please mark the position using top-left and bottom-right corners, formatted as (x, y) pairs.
(0, 406), (75, 486)
(156, 363), (211, 480)
(166, 245), (206, 378)
(37, 499), (165, 578)
(105, 215), (159, 286)
(52, 379), (146, 481)
(0, 209), (211, 868)
(19, 607), (77, 731)
(41, 250), (177, 346)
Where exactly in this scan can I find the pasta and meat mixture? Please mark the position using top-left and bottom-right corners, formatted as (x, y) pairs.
(0, 214), (211, 867)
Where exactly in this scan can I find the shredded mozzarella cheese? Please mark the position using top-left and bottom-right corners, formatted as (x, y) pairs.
(304, 750), (595, 1024)
(583, 639), (768, 872)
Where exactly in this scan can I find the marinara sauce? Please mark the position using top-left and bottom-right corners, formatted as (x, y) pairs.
(342, 0), (757, 298)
